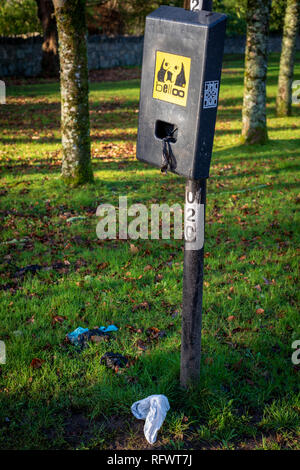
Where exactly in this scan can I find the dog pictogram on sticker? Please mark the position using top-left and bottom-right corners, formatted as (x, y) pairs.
(153, 51), (191, 107)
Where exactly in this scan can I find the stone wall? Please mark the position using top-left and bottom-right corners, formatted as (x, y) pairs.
(0, 36), (42, 77)
(0, 34), (299, 77)
(87, 36), (143, 70)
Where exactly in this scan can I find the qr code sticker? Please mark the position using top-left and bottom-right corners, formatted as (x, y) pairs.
(203, 81), (219, 109)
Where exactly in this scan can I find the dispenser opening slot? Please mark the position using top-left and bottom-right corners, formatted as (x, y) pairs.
(155, 120), (178, 142)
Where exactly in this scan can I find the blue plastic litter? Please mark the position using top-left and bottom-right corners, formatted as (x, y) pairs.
(99, 325), (118, 333)
(67, 327), (89, 343)
(67, 325), (118, 345)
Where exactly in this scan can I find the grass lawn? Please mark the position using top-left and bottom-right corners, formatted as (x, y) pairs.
(0, 53), (299, 450)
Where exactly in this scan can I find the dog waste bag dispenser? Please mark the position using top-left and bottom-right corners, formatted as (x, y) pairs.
(137, 6), (227, 179)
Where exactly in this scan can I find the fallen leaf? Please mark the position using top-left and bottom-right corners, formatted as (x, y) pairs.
(30, 358), (44, 369)
(227, 315), (236, 321)
(256, 308), (265, 315)
(26, 315), (35, 324)
(97, 262), (108, 270)
(125, 324), (143, 334)
(130, 244), (138, 254)
(146, 326), (166, 340)
(51, 315), (66, 326)
(133, 301), (150, 311)
(136, 339), (147, 351)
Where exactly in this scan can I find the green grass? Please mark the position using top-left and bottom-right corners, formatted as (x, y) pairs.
(0, 53), (299, 450)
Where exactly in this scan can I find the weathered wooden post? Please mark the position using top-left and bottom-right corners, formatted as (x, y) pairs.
(136, 1), (226, 388)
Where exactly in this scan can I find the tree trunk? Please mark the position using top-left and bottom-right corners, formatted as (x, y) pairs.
(53, 0), (94, 186)
(241, 0), (272, 145)
(36, 0), (59, 77)
(276, 0), (300, 117)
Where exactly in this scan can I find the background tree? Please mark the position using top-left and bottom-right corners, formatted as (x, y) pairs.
(0, 1), (287, 38)
(86, 1), (125, 35)
(276, 0), (300, 117)
(0, 0), (41, 36)
(53, 0), (94, 186)
(36, 0), (59, 77)
(241, 0), (272, 145)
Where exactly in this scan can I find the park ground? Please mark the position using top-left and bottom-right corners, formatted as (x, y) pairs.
(0, 53), (299, 450)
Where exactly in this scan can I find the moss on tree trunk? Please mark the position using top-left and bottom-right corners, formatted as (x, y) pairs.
(53, 0), (94, 186)
(276, 0), (300, 117)
(241, 0), (271, 145)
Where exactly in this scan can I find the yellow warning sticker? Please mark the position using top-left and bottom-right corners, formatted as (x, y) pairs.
(153, 51), (191, 107)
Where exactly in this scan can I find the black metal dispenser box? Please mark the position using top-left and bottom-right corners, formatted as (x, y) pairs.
(136, 6), (227, 179)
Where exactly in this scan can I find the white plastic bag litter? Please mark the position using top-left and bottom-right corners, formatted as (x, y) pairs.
(131, 394), (170, 444)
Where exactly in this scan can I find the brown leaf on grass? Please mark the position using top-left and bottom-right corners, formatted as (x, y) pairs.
(51, 315), (66, 326)
(146, 327), (167, 341)
(30, 358), (44, 369)
(97, 262), (109, 270)
(146, 326), (160, 335)
(256, 308), (265, 315)
(132, 301), (150, 311)
(144, 265), (152, 272)
(254, 284), (262, 292)
(130, 244), (138, 254)
(135, 339), (147, 351)
(155, 274), (163, 283)
(263, 277), (276, 285)
(125, 324), (143, 334)
(26, 315), (35, 324)
(227, 315), (236, 321)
